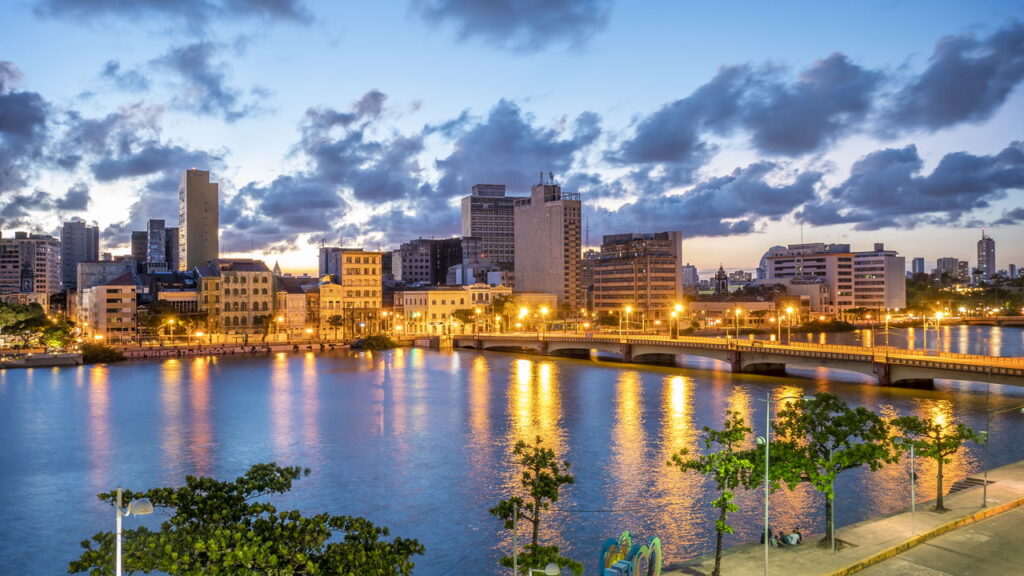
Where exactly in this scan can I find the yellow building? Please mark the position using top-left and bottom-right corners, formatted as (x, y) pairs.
(196, 259), (275, 339)
(80, 272), (137, 345)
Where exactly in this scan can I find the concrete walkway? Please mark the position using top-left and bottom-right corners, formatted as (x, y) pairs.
(665, 459), (1024, 576)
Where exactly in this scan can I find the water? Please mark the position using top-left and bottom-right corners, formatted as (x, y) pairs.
(0, 326), (1022, 575)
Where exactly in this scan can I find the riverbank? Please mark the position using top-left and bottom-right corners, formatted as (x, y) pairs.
(666, 458), (1024, 576)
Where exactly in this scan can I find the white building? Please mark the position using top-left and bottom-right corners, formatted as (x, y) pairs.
(513, 179), (582, 308)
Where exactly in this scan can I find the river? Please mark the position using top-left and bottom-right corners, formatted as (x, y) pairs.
(0, 325), (1021, 575)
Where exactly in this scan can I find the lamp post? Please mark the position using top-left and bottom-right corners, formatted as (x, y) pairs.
(539, 306), (549, 337)
(756, 393), (812, 575)
(884, 314), (891, 347)
(624, 305), (633, 334)
(528, 563), (561, 575)
(733, 308), (742, 338)
(114, 486), (153, 576)
(980, 395), (1024, 507)
(785, 307), (794, 344)
(673, 303), (683, 339)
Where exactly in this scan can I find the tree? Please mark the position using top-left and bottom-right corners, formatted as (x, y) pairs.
(893, 415), (978, 512)
(69, 463), (424, 576)
(669, 411), (757, 576)
(771, 393), (896, 548)
(490, 436), (582, 575)
(326, 314), (344, 340)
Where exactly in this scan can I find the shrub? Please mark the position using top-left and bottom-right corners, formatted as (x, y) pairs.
(81, 343), (125, 364)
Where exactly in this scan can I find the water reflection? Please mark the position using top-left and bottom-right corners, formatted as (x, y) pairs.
(189, 358), (213, 476)
(270, 353), (294, 458)
(610, 370), (646, 507)
(86, 365), (111, 493)
(159, 359), (185, 477)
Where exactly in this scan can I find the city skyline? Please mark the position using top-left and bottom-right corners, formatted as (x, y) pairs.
(2, 2), (1024, 275)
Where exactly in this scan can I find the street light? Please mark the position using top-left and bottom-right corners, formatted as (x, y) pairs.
(733, 308), (742, 338)
(529, 563), (561, 575)
(623, 305), (633, 334)
(756, 393), (813, 575)
(539, 306), (549, 336)
(114, 486), (153, 576)
(980, 395), (1024, 507)
(785, 307), (794, 344)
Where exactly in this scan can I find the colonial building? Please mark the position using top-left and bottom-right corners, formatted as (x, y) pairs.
(196, 259), (274, 337)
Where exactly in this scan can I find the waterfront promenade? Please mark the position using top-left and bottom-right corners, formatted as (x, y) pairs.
(667, 458), (1024, 576)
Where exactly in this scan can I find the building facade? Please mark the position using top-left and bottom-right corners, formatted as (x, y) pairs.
(460, 184), (520, 266)
(195, 259), (274, 337)
(763, 242), (905, 314)
(60, 220), (99, 290)
(513, 180), (582, 308)
(80, 272), (137, 344)
(179, 169), (219, 271)
(0, 232), (62, 305)
(591, 231), (683, 322)
(397, 238), (463, 285)
(977, 230), (996, 280)
(394, 284), (512, 334)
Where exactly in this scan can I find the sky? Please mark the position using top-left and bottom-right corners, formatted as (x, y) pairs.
(1, 1), (1023, 276)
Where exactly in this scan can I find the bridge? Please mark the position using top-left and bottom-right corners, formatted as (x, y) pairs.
(446, 333), (1024, 387)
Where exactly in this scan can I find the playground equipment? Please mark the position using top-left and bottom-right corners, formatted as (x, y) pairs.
(598, 531), (662, 576)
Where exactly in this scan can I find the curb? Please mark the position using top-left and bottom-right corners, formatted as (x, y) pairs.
(825, 494), (1024, 576)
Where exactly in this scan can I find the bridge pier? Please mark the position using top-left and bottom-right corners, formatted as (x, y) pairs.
(874, 362), (934, 388)
(620, 344), (633, 363)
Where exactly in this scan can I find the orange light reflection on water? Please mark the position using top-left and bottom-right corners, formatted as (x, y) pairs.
(189, 357), (213, 476)
(270, 352), (294, 458)
(87, 365), (111, 492)
(159, 359), (185, 477)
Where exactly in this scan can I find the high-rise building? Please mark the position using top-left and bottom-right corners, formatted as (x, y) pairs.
(977, 230), (996, 280)
(460, 184), (522, 266)
(397, 238), (463, 285)
(911, 257), (926, 276)
(591, 231), (683, 322)
(60, 220), (99, 290)
(179, 169), (219, 270)
(130, 230), (148, 263)
(763, 242), (905, 313)
(1010, 264), (1019, 279)
(0, 232), (62, 300)
(513, 178), (582, 307)
(936, 257), (961, 278)
(681, 264), (699, 289)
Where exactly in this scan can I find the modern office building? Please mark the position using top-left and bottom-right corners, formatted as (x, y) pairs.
(681, 264), (699, 290)
(0, 232), (62, 300)
(911, 257), (926, 276)
(130, 230), (148, 263)
(60, 220), (99, 290)
(397, 238), (463, 285)
(591, 231), (683, 322)
(179, 169), (219, 271)
(977, 230), (996, 280)
(460, 184), (522, 266)
(513, 179), (583, 307)
(762, 242), (905, 313)
(936, 257), (962, 278)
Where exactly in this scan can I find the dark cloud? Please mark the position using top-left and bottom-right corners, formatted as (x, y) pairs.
(154, 41), (267, 122)
(993, 206), (1024, 226)
(0, 61), (49, 192)
(610, 55), (881, 189)
(434, 99), (601, 199)
(0, 189), (54, 229)
(99, 60), (150, 92)
(591, 162), (822, 237)
(35, 0), (310, 24)
(884, 22), (1024, 132)
(55, 182), (90, 211)
(798, 142), (1024, 230)
(412, 0), (612, 51)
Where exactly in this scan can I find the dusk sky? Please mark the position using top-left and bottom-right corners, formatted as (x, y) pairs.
(2, 1), (1023, 275)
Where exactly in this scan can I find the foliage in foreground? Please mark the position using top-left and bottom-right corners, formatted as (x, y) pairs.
(770, 393), (897, 547)
(670, 411), (757, 576)
(80, 343), (125, 364)
(893, 415), (978, 512)
(69, 463), (424, 576)
(491, 436), (583, 575)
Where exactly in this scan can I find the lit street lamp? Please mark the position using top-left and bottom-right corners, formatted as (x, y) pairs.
(114, 486), (153, 576)
(539, 306), (549, 337)
(733, 308), (742, 338)
(785, 307), (794, 344)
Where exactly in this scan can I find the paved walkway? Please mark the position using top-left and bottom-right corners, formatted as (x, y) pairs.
(665, 458), (1024, 576)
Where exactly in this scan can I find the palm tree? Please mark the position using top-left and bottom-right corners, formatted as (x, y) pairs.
(327, 315), (345, 341)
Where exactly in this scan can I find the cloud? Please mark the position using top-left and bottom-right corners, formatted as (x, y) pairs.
(35, 0), (310, 24)
(99, 60), (150, 92)
(883, 22), (1024, 132)
(55, 182), (91, 211)
(434, 99), (601, 200)
(610, 55), (881, 188)
(154, 41), (268, 122)
(0, 61), (49, 192)
(591, 161), (822, 237)
(412, 0), (612, 51)
(798, 142), (1024, 230)
(993, 206), (1024, 226)
(0, 189), (54, 229)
